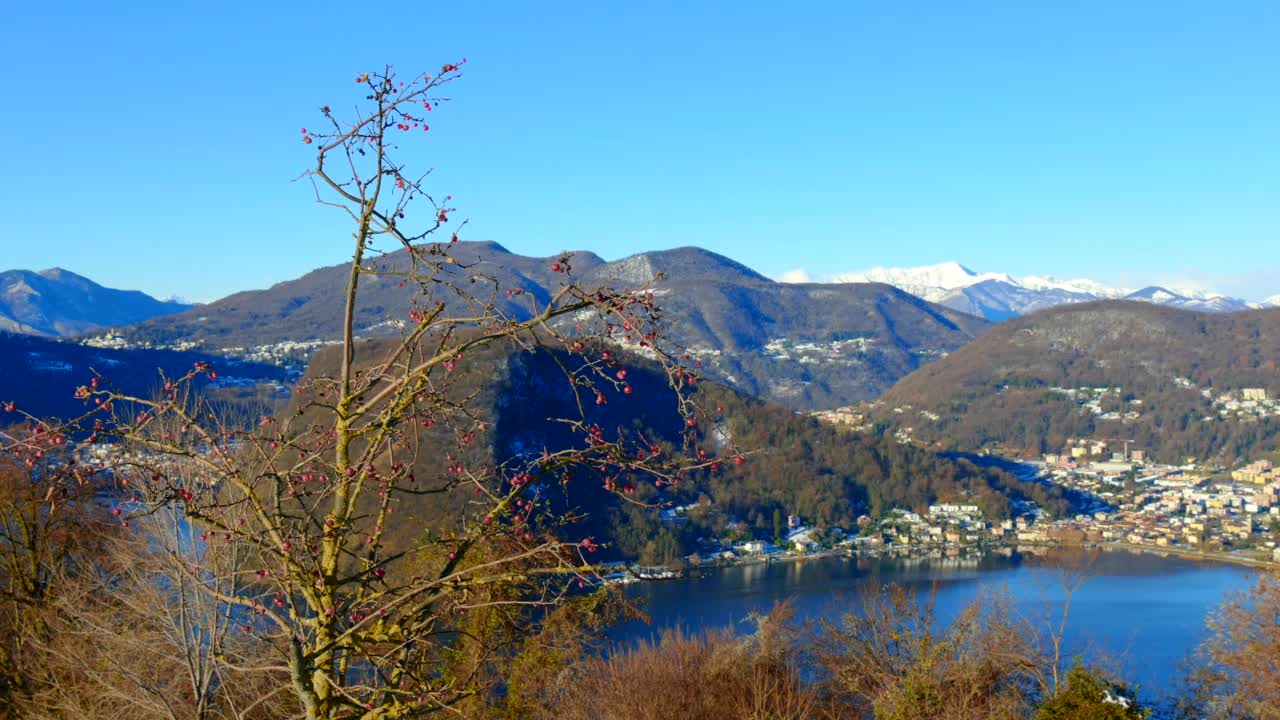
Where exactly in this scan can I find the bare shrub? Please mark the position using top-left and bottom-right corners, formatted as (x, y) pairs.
(812, 584), (1042, 720)
(546, 605), (818, 720)
(1184, 571), (1280, 720)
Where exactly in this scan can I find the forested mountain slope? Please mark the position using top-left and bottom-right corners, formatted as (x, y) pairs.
(291, 337), (1070, 563)
(877, 302), (1280, 462)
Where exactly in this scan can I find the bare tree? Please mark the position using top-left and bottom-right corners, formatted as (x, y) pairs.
(811, 584), (1043, 720)
(18, 64), (726, 720)
(1028, 549), (1101, 695)
(1185, 570), (1280, 720)
(0, 426), (116, 715)
(20, 506), (296, 720)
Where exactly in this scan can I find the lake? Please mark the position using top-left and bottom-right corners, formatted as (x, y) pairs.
(614, 548), (1257, 699)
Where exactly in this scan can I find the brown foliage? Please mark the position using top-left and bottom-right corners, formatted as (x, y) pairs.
(0, 440), (118, 716)
(812, 585), (1043, 720)
(15, 515), (296, 720)
(540, 605), (819, 720)
(1190, 571), (1280, 720)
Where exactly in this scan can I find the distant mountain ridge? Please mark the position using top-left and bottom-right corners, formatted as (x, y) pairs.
(781, 261), (1262, 321)
(96, 242), (990, 410)
(0, 267), (193, 337)
(875, 300), (1280, 463)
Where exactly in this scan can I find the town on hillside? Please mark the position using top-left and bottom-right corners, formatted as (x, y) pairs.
(803, 389), (1280, 568)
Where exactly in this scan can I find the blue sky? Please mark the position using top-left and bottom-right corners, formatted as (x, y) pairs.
(1, 1), (1277, 301)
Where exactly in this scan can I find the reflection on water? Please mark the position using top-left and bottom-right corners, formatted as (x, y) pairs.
(614, 549), (1255, 695)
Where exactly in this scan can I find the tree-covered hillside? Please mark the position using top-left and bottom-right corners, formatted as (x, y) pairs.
(293, 337), (1071, 563)
(877, 301), (1280, 463)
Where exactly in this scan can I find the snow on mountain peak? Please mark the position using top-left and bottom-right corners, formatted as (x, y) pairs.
(775, 261), (1271, 320)
(1017, 275), (1130, 298)
(816, 261), (1018, 302)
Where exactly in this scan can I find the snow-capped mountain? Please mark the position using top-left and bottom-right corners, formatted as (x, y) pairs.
(816, 262), (1016, 299)
(780, 262), (1261, 321)
(1258, 294), (1280, 309)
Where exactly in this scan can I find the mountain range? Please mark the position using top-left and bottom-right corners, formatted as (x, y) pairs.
(0, 267), (192, 337)
(6, 247), (1280, 493)
(11, 248), (1280, 425)
(781, 261), (1271, 321)
(88, 242), (990, 410)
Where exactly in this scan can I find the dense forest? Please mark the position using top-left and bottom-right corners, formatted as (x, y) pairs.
(294, 337), (1073, 564)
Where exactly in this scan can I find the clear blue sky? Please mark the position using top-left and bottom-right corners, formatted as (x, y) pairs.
(2, 1), (1277, 301)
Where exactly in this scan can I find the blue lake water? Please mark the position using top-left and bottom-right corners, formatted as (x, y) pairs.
(614, 549), (1256, 699)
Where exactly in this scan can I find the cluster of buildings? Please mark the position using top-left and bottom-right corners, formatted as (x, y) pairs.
(219, 339), (339, 369)
(1232, 459), (1277, 484)
(1168, 377), (1278, 422)
(1044, 438), (1145, 466)
(809, 406), (874, 432)
(1048, 385), (1143, 421)
(83, 331), (202, 352)
(711, 504), (1028, 562)
(1211, 387), (1279, 421)
(81, 331), (336, 374)
(762, 336), (879, 365)
(1035, 450), (1280, 564)
(686, 440), (1280, 568)
(863, 504), (1005, 548)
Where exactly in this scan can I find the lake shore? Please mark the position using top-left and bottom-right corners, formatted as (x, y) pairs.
(1099, 541), (1277, 570)
(680, 539), (1276, 578)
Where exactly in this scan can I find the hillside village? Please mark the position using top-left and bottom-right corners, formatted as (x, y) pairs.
(682, 450), (1280, 569)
